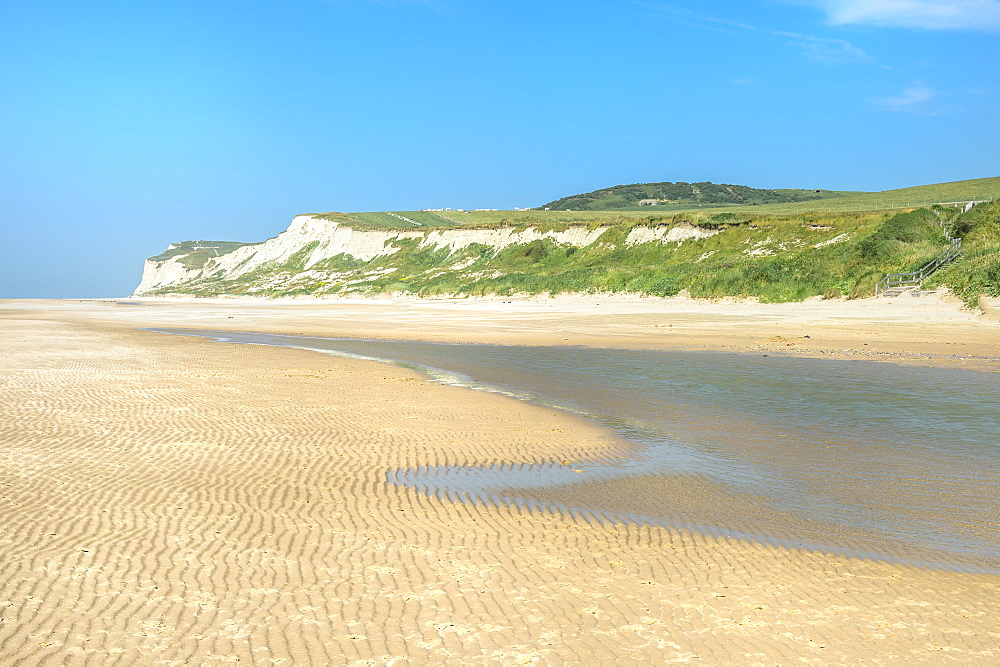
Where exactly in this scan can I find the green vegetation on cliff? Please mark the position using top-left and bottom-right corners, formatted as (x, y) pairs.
(145, 208), (969, 303)
(357, 210), (951, 301)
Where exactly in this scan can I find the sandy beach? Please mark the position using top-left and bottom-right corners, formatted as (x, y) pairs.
(1, 294), (998, 663)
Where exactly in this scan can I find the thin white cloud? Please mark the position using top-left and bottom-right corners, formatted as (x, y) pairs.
(636, 3), (871, 63)
(810, 0), (1000, 30)
(871, 84), (938, 109)
(776, 31), (871, 63)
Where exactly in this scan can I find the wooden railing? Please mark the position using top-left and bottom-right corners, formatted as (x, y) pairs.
(875, 211), (964, 297)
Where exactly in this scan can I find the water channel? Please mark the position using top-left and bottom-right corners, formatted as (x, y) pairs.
(150, 328), (1000, 572)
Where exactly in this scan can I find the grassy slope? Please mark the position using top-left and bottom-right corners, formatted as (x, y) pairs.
(368, 210), (949, 302)
(928, 200), (1000, 306)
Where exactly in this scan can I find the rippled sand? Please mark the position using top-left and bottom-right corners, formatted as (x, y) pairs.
(1, 298), (998, 662)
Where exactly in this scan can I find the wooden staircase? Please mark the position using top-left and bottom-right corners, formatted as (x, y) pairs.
(875, 211), (964, 297)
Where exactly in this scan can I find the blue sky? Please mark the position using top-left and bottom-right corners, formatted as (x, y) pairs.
(1, 0), (998, 297)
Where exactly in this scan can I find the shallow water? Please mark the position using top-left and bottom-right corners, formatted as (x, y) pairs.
(150, 328), (1000, 571)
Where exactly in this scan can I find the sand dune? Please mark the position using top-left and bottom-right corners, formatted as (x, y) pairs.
(0, 298), (998, 662)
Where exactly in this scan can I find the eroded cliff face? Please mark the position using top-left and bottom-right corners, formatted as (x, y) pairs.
(134, 214), (720, 297)
(135, 216), (406, 294)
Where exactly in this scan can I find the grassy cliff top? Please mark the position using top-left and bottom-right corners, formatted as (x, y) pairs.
(308, 209), (672, 231)
(300, 177), (999, 232)
(149, 241), (254, 269)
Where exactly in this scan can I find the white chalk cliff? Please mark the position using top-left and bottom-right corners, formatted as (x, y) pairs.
(134, 214), (720, 296)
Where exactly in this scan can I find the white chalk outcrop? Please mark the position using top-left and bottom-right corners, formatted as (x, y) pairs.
(625, 223), (720, 246)
(418, 225), (609, 255)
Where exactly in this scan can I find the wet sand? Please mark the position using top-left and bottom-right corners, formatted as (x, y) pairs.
(1, 295), (998, 662)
